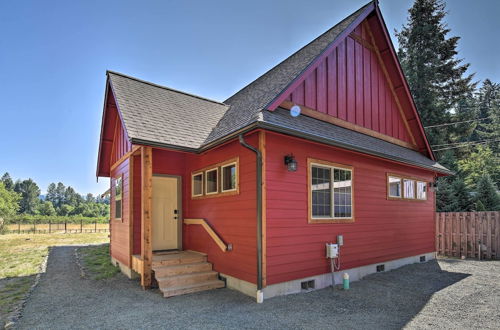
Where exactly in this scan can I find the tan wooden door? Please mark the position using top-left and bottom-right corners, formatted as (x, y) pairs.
(152, 176), (179, 251)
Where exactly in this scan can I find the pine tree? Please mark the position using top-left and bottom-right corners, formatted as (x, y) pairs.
(451, 178), (472, 211)
(1, 173), (14, 191)
(436, 179), (455, 212)
(475, 79), (500, 153)
(475, 175), (500, 211)
(14, 179), (41, 214)
(396, 0), (475, 146)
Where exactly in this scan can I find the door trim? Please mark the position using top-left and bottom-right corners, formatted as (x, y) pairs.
(152, 174), (182, 251)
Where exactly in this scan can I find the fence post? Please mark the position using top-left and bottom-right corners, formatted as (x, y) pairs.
(18, 220), (21, 234)
(65, 221), (67, 233)
(33, 220), (36, 233)
(80, 219), (83, 233)
(95, 220), (97, 233)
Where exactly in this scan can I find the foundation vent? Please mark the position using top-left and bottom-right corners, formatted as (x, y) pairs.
(301, 280), (315, 290)
(376, 264), (385, 272)
(420, 256), (426, 262)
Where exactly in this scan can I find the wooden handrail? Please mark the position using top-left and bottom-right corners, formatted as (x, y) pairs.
(183, 219), (232, 252)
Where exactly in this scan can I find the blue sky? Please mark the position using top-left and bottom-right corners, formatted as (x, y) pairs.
(0, 0), (498, 196)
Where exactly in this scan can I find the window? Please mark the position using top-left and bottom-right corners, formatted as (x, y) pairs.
(221, 163), (237, 192)
(192, 172), (203, 197)
(191, 158), (239, 198)
(388, 174), (427, 201)
(309, 159), (353, 222)
(417, 181), (427, 200)
(388, 176), (402, 198)
(403, 179), (415, 199)
(205, 168), (218, 195)
(114, 175), (123, 220)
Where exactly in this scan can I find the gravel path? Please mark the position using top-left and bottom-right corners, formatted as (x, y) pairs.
(15, 246), (500, 330)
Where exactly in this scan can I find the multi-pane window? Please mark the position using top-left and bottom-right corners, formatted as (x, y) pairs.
(205, 168), (218, 195)
(388, 176), (402, 198)
(388, 174), (427, 201)
(114, 175), (123, 220)
(417, 181), (427, 200)
(192, 172), (203, 197)
(221, 163), (237, 192)
(403, 179), (415, 199)
(310, 160), (353, 221)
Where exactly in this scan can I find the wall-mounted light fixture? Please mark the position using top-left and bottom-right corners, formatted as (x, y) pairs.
(284, 154), (297, 172)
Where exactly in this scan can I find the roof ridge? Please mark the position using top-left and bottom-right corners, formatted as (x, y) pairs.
(223, 1), (373, 104)
(107, 70), (228, 107)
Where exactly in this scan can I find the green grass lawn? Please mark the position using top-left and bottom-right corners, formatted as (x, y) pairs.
(79, 244), (120, 280)
(0, 232), (109, 327)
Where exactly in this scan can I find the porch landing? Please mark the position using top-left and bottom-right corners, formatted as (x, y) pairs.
(132, 251), (225, 297)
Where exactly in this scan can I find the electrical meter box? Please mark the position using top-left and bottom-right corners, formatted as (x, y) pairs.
(326, 243), (339, 258)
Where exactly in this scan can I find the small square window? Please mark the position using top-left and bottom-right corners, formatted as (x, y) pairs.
(417, 181), (427, 200)
(192, 172), (203, 197)
(403, 179), (415, 199)
(221, 163), (237, 192)
(114, 176), (123, 220)
(205, 168), (218, 195)
(388, 176), (402, 198)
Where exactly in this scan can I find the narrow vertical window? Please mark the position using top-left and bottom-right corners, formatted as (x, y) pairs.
(221, 163), (237, 192)
(388, 176), (402, 198)
(192, 172), (203, 197)
(114, 175), (123, 220)
(403, 179), (415, 199)
(205, 168), (218, 195)
(311, 166), (332, 218)
(417, 181), (427, 200)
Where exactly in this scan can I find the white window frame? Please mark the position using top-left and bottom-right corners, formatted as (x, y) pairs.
(205, 168), (219, 195)
(221, 162), (237, 193)
(309, 159), (354, 222)
(114, 175), (123, 221)
(191, 172), (204, 197)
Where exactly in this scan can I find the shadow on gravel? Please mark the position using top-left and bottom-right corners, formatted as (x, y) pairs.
(17, 248), (474, 330)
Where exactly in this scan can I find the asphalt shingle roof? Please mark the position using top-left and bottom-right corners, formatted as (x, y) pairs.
(108, 71), (229, 150)
(104, 1), (450, 174)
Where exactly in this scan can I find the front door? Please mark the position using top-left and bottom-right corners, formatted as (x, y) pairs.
(152, 176), (180, 251)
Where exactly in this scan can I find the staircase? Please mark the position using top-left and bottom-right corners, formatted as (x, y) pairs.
(152, 251), (225, 297)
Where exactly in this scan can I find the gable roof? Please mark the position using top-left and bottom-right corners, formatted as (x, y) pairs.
(205, 1), (374, 145)
(107, 71), (229, 150)
(99, 1), (451, 176)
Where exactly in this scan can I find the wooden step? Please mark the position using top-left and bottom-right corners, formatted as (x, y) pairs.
(153, 262), (213, 277)
(152, 251), (207, 267)
(157, 271), (219, 288)
(162, 280), (225, 298)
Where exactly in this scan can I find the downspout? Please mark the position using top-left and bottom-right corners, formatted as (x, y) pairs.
(238, 134), (263, 302)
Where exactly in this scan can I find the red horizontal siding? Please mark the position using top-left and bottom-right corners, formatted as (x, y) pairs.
(264, 132), (435, 285)
(110, 159), (131, 267)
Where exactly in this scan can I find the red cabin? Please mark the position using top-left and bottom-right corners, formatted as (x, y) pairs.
(96, 1), (451, 302)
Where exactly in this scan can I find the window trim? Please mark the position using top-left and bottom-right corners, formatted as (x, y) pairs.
(191, 157), (239, 199)
(387, 175), (402, 199)
(205, 168), (219, 195)
(221, 162), (238, 193)
(387, 173), (428, 202)
(307, 158), (354, 224)
(191, 172), (204, 198)
(403, 178), (416, 199)
(416, 181), (428, 200)
(113, 174), (123, 221)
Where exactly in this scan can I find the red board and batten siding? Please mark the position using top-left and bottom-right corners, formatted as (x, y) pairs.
(110, 116), (131, 165)
(264, 132), (435, 285)
(284, 21), (411, 145)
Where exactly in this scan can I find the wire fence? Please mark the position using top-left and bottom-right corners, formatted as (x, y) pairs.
(5, 219), (109, 234)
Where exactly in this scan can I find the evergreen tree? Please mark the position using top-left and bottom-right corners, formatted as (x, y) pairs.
(475, 175), (500, 211)
(38, 201), (57, 216)
(14, 179), (41, 214)
(475, 79), (500, 153)
(46, 183), (57, 206)
(1, 173), (14, 191)
(451, 178), (472, 211)
(436, 179), (455, 212)
(396, 0), (475, 146)
(55, 182), (66, 208)
(0, 182), (20, 218)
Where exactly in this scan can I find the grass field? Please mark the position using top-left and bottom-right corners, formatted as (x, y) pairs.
(79, 244), (120, 280)
(0, 232), (109, 327)
(6, 223), (109, 232)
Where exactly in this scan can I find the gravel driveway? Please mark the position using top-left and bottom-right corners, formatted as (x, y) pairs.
(15, 246), (500, 329)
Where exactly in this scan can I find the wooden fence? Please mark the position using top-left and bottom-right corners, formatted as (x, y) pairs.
(436, 212), (500, 260)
